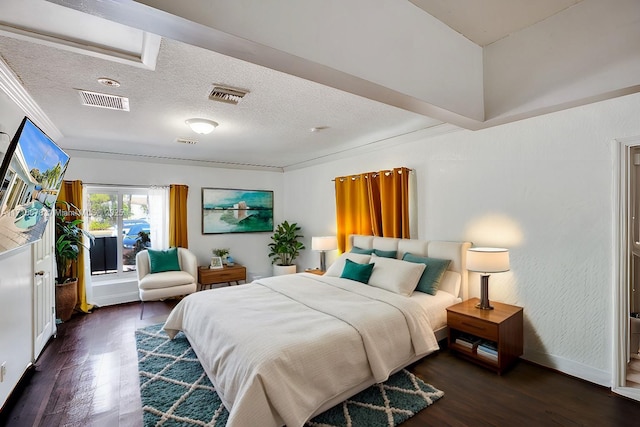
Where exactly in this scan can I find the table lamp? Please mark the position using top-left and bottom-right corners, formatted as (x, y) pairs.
(311, 236), (337, 271)
(466, 247), (510, 310)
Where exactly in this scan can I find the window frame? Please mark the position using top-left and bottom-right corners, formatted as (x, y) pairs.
(85, 185), (152, 281)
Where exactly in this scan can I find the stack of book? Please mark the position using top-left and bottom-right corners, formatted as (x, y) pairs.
(477, 340), (498, 361)
(454, 333), (480, 351)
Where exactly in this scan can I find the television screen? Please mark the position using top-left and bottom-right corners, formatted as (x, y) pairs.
(0, 117), (70, 255)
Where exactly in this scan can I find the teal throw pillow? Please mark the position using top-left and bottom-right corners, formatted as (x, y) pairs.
(373, 249), (397, 258)
(350, 246), (374, 255)
(402, 253), (451, 295)
(341, 258), (375, 284)
(148, 247), (181, 273)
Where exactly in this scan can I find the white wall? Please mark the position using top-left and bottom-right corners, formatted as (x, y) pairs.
(284, 92), (640, 386)
(0, 90), (35, 408)
(64, 156), (284, 304)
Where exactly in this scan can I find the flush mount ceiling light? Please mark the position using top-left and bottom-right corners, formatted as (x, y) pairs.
(185, 118), (218, 134)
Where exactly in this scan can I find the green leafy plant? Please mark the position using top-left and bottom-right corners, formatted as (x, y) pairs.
(55, 201), (94, 284)
(268, 220), (305, 266)
(212, 248), (230, 258)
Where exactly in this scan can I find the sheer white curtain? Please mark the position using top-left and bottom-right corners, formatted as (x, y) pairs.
(149, 186), (169, 249)
(82, 185), (93, 305)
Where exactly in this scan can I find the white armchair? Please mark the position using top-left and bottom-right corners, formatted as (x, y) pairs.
(136, 247), (198, 318)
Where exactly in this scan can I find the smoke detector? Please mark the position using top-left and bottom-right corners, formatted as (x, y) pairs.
(78, 89), (130, 111)
(97, 77), (121, 87)
(209, 85), (249, 105)
(176, 138), (198, 145)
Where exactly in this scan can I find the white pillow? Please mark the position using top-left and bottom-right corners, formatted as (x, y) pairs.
(438, 271), (461, 297)
(325, 253), (371, 277)
(367, 254), (426, 296)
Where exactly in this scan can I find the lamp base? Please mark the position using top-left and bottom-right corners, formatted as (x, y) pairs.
(476, 274), (494, 310)
(319, 251), (326, 272)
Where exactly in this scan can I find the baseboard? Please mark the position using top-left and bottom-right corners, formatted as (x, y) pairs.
(522, 350), (610, 387)
(0, 363), (35, 422)
(91, 290), (139, 307)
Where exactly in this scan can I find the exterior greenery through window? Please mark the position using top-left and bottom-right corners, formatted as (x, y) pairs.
(85, 186), (154, 277)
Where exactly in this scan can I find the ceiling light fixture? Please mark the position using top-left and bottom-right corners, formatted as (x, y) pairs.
(185, 118), (218, 134)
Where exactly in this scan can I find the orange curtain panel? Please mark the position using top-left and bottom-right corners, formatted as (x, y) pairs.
(334, 167), (411, 252)
(378, 167), (411, 238)
(335, 175), (373, 252)
(169, 184), (189, 248)
(58, 180), (92, 313)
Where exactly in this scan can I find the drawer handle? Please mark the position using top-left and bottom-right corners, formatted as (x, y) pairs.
(461, 321), (485, 330)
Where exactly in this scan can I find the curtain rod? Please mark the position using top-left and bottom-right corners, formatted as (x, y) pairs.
(82, 183), (170, 188)
(331, 168), (414, 182)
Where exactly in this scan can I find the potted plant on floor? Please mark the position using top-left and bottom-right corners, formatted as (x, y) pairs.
(55, 201), (94, 321)
(268, 220), (305, 275)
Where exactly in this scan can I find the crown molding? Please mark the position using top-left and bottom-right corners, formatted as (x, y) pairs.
(0, 56), (63, 140)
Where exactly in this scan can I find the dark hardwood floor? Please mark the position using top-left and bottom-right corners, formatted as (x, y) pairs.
(2, 301), (640, 427)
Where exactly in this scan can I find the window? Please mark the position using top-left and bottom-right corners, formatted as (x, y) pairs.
(85, 186), (167, 278)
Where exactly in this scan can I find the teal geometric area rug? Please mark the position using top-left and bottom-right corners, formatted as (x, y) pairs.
(136, 323), (444, 427)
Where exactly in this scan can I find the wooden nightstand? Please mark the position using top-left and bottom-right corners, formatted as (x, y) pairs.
(198, 265), (246, 290)
(304, 268), (325, 275)
(446, 298), (523, 374)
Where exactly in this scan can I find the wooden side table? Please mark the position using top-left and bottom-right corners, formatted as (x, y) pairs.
(304, 268), (325, 275)
(446, 297), (523, 374)
(198, 265), (246, 290)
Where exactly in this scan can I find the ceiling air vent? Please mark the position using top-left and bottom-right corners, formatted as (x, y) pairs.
(176, 138), (198, 145)
(209, 85), (249, 105)
(78, 89), (130, 111)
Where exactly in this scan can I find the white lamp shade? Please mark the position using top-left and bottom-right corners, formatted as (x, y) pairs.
(312, 236), (337, 251)
(185, 118), (218, 134)
(466, 247), (510, 273)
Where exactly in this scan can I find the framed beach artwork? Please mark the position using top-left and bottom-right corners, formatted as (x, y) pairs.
(202, 188), (274, 234)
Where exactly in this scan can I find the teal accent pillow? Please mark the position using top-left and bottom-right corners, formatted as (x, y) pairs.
(402, 253), (451, 295)
(340, 258), (375, 284)
(148, 247), (181, 273)
(373, 249), (397, 258)
(350, 246), (374, 255)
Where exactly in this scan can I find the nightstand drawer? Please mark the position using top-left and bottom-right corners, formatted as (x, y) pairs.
(448, 312), (498, 340)
(198, 265), (246, 286)
(212, 270), (245, 282)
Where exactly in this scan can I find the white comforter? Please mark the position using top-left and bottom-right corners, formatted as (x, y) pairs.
(163, 273), (440, 427)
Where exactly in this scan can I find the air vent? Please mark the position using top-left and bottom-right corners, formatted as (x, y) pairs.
(176, 138), (198, 145)
(78, 89), (130, 111)
(209, 85), (249, 105)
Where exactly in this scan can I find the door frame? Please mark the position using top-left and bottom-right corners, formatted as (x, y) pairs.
(613, 136), (640, 400)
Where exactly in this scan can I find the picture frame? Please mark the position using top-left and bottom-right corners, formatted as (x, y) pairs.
(210, 256), (224, 269)
(202, 188), (274, 234)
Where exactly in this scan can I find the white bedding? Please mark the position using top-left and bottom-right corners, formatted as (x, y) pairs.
(163, 273), (441, 427)
(412, 289), (461, 332)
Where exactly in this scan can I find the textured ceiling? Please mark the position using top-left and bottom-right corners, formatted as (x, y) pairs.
(0, 0), (635, 172)
(0, 34), (440, 170)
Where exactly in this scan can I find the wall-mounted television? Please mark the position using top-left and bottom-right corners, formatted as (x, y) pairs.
(0, 116), (70, 255)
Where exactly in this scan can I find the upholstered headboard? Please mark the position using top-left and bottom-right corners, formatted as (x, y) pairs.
(348, 235), (472, 300)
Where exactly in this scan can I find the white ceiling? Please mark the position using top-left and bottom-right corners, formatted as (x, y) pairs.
(410, 0), (584, 46)
(0, 0), (637, 172)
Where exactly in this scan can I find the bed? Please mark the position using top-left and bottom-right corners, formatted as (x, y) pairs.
(163, 235), (471, 427)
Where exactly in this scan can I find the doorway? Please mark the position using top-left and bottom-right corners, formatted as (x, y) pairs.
(614, 137), (640, 401)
